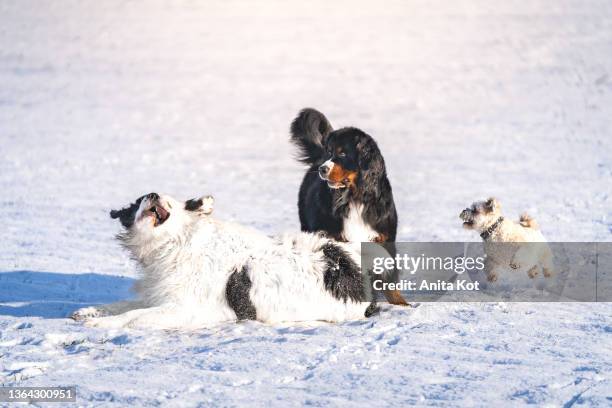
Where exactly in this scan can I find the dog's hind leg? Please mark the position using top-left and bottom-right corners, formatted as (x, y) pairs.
(543, 267), (553, 278)
(84, 306), (154, 329)
(71, 300), (145, 321)
(379, 242), (409, 306)
(87, 304), (232, 330)
(527, 265), (539, 279)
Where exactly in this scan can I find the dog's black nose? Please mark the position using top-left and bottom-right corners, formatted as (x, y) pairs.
(318, 164), (330, 177)
(147, 193), (160, 201)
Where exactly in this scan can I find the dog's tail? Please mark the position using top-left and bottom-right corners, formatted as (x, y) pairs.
(290, 108), (333, 165)
(519, 213), (539, 229)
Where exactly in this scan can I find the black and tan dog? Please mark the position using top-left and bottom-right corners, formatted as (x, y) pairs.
(290, 108), (407, 305)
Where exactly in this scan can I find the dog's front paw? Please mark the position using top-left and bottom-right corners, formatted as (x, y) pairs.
(71, 307), (105, 321)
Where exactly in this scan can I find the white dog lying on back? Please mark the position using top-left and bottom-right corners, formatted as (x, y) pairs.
(72, 193), (377, 329)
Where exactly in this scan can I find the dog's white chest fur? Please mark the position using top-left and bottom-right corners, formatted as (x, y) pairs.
(341, 203), (378, 244)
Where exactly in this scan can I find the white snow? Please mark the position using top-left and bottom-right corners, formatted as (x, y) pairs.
(1, 0), (611, 406)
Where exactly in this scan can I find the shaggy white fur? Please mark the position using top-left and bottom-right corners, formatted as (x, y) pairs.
(460, 197), (554, 282)
(72, 194), (372, 329)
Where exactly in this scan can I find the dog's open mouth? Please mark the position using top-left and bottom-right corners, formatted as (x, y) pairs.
(327, 181), (347, 189)
(325, 176), (353, 189)
(146, 205), (170, 227)
(460, 209), (474, 227)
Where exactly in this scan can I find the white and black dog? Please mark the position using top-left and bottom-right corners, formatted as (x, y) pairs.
(72, 193), (378, 329)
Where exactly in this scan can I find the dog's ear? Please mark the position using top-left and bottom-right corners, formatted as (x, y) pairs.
(357, 135), (383, 172)
(110, 206), (136, 228)
(110, 209), (122, 219)
(356, 135), (387, 202)
(110, 196), (144, 228)
(357, 134), (385, 189)
(485, 197), (500, 212)
(185, 195), (214, 215)
(290, 108), (333, 164)
(201, 196), (214, 214)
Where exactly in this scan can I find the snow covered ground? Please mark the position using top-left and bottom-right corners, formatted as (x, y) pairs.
(1, 0), (611, 406)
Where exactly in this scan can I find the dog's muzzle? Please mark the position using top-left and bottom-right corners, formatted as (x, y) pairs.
(460, 209), (474, 224)
(318, 160), (348, 189)
(143, 194), (170, 227)
(318, 163), (331, 179)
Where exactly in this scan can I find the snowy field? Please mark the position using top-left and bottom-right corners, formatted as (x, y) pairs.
(1, 0), (611, 406)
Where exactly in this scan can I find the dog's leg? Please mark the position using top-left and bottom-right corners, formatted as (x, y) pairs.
(527, 265), (539, 279)
(87, 305), (227, 330)
(510, 243), (535, 270)
(123, 307), (229, 330)
(384, 289), (409, 306)
(541, 246), (555, 278)
(120, 306), (188, 329)
(509, 251), (523, 270)
(71, 300), (144, 321)
(84, 306), (154, 329)
(381, 242), (409, 306)
(485, 258), (499, 282)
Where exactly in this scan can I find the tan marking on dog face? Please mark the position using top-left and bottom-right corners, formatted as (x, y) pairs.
(327, 163), (358, 188)
(374, 233), (388, 243)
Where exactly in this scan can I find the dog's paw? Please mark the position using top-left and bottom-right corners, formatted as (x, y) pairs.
(487, 273), (498, 282)
(527, 266), (539, 279)
(71, 307), (105, 321)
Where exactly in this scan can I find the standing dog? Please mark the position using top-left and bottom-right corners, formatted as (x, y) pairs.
(460, 197), (554, 282)
(290, 108), (407, 305)
(72, 193), (378, 329)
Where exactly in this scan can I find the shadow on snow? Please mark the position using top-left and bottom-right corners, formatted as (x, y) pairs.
(0, 270), (134, 319)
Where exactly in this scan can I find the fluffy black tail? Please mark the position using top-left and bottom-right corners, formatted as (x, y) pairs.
(290, 108), (333, 165)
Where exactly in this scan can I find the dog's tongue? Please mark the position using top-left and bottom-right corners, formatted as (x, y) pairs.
(156, 205), (169, 221)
